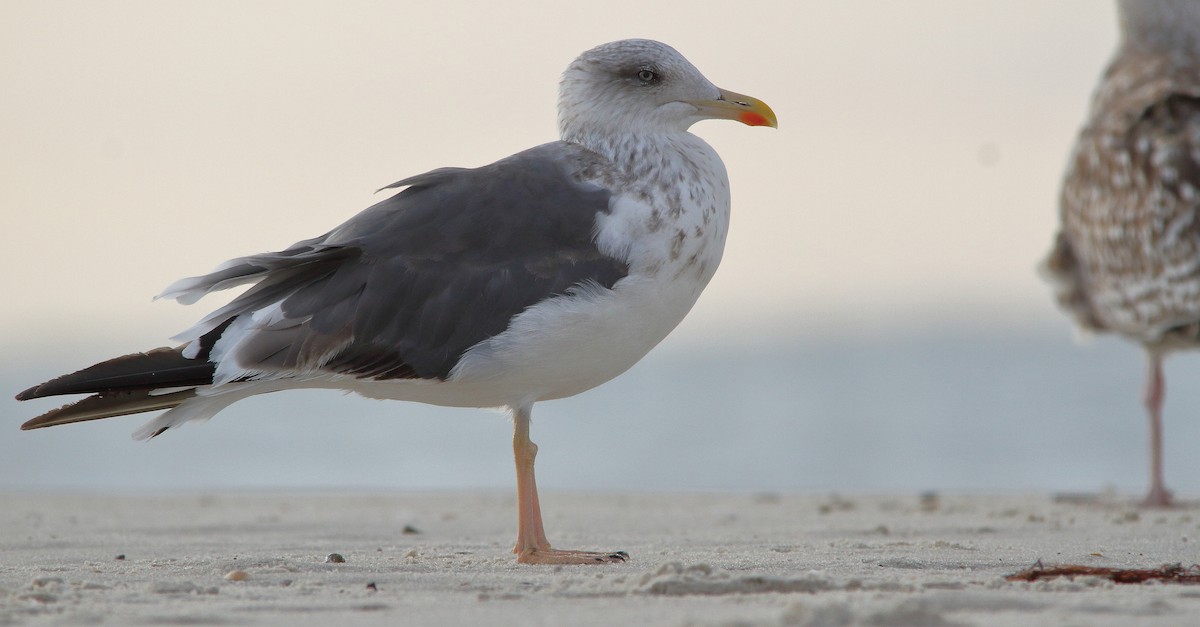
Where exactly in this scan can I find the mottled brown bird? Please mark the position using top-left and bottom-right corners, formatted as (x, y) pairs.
(1044, 0), (1200, 507)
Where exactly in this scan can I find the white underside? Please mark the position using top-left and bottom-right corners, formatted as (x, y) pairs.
(370, 269), (709, 407)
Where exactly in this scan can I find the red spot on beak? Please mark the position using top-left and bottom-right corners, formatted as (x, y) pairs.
(740, 111), (771, 127)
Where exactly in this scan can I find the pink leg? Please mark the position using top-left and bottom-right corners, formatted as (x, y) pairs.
(1141, 351), (1173, 507)
(510, 405), (628, 565)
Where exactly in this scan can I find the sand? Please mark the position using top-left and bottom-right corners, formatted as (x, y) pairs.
(2, 490), (1199, 626)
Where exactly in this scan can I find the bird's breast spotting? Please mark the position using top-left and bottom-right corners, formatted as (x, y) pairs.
(592, 134), (731, 284)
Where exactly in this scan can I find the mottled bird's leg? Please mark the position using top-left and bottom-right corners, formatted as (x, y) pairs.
(511, 405), (628, 565)
(1142, 351), (1173, 507)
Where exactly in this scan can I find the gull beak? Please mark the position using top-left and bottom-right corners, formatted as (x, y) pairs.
(686, 88), (778, 128)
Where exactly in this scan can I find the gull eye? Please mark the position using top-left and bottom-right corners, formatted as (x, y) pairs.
(637, 69), (657, 83)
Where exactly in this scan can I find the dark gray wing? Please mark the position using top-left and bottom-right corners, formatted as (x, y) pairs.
(165, 141), (629, 381)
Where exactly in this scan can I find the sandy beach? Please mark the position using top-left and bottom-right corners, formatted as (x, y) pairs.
(2, 491), (1198, 626)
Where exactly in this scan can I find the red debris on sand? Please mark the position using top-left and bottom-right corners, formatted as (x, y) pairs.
(1007, 561), (1200, 584)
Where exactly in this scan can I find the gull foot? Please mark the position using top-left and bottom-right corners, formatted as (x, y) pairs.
(1141, 486), (1174, 508)
(516, 548), (629, 565)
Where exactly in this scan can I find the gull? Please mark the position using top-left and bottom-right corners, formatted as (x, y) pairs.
(16, 39), (777, 562)
(1044, 0), (1200, 507)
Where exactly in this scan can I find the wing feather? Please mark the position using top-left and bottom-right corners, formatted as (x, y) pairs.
(167, 142), (629, 381)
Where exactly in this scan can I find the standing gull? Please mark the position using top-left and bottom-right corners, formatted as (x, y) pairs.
(15, 39), (776, 563)
(1044, 0), (1200, 507)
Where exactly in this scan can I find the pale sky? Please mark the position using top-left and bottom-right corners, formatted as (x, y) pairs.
(1, 0), (1115, 352)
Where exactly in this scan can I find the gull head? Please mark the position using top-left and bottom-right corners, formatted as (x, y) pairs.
(558, 39), (776, 143)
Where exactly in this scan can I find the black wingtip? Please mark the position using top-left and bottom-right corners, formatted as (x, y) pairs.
(19, 389), (196, 431)
(15, 385), (41, 402)
(14, 347), (214, 402)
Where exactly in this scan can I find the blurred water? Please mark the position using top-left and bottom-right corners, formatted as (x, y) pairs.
(4, 324), (1199, 497)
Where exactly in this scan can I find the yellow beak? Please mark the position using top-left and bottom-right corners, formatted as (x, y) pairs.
(686, 88), (778, 128)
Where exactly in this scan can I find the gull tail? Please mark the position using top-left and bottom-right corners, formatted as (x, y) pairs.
(16, 347), (215, 434)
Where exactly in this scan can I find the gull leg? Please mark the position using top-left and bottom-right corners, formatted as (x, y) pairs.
(510, 405), (628, 565)
(512, 404), (550, 554)
(1141, 351), (1173, 507)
